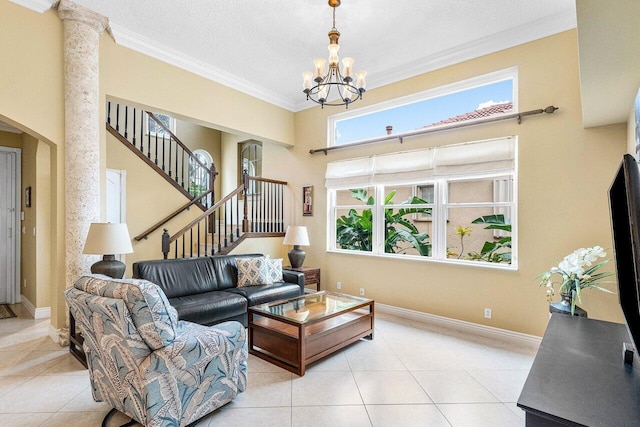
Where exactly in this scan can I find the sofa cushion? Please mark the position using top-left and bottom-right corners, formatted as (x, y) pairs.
(226, 282), (302, 306)
(236, 256), (272, 287)
(265, 258), (284, 283)
(170, 291), (247, 326)
(211, 253), (263, 289)
(74, 275), (178, 350)
(133, 257), (219, 298)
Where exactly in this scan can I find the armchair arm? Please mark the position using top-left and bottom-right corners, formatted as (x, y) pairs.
(282, 270), (305, 293)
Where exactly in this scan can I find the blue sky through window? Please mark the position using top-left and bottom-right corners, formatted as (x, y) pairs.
(335, 79), (513, 145)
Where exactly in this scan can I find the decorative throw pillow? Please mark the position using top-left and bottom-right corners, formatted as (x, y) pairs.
(265, 258), (283, 283)
(236, 256), (272, 287)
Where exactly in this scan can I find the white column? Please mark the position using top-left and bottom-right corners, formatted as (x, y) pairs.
(57, 1), (108, 291)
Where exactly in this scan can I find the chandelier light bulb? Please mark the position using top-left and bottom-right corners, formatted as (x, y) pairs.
(313, 58), (327, 81)
(302, 71), (313, 91)
(356, 70), (367, 91)
(318, 85), (328, 102)
(328, 42), (340, 66)
(342, 57), (354, 80)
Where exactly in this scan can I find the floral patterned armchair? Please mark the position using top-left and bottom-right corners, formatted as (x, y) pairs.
(64, 275), (247, 427)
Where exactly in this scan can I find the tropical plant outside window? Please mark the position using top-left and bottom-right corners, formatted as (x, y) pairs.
(333, 180), (513, 266)
(336, 188), (432, 255)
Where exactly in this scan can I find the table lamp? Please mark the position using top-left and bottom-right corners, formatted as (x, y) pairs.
(283, 226), (310, 268)
(82, 222), (134, 279)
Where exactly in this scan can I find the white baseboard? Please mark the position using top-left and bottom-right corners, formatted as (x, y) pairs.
(376, 303), (542, 349)
(20, 294), (51, 320)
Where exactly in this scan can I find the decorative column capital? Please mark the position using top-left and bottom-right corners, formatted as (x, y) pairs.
(57, 0), (108, 34)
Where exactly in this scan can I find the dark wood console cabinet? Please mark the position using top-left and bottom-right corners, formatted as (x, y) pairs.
(517, 314), (640, 426)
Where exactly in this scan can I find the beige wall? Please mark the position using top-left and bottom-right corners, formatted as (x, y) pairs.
(281, 30), (626, 337)
(35, 141), (52, 307)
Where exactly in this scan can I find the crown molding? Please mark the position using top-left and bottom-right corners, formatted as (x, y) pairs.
(109, 23), (297, 112)
(293, 9), (577, 112)
(9, 0), (53, 13)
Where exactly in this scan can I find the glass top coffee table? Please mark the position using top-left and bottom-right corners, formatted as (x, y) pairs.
(248, 291), (374, 376)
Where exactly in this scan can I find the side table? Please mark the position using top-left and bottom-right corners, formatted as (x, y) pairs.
(284, 266), (320, 292)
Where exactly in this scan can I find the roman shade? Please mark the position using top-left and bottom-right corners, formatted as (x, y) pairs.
(325, 137), (516, 189)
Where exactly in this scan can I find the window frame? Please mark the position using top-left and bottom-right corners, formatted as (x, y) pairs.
(327, 67), (518, 147)
(327, 170), (517, 270)
(144, 112), (176, 137)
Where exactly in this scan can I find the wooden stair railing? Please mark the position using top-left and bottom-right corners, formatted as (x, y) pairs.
(162, 174), (287, 259)
(106, 101), (217, 211)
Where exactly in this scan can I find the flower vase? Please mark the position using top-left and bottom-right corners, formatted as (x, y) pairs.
(549, 292), (588, 317)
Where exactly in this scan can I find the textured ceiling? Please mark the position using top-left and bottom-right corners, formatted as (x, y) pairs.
(36, 0), (576, 112)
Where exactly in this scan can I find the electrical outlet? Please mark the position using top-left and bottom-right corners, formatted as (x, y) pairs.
(359, 288), (365, 296)
(23, 279), (27, 288)
(484, 308), (492, 319)
(336, 281), (342, 290)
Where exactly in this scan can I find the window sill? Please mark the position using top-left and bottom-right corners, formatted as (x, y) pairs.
(326, 248), (518, 271)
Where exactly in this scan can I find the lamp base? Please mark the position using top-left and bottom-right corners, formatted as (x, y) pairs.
(288, 246), (306, 268)
(90, 255), (125, 279)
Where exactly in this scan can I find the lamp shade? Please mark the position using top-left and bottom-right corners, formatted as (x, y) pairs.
(283, 226), (310, 246)
(82, 223), (133, 255)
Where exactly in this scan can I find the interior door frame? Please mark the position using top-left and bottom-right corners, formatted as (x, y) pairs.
(0, 146), (21, 304)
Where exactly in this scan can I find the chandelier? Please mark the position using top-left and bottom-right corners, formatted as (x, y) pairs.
(303, 0), (366, 108)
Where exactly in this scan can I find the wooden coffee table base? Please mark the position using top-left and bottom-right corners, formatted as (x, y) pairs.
(248, 300), (374, 376)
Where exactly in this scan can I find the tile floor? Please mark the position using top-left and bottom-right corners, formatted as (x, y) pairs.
(0, 304), (537, 426)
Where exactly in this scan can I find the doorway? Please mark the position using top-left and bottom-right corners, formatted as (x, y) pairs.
(0, 147), (21, 304)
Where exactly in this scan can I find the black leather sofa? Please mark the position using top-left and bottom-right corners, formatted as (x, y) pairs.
(132, 254), (305, 327)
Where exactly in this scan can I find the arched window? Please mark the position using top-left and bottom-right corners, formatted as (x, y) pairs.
(240, 143), (262, 195)
(188, 149), (213, 198)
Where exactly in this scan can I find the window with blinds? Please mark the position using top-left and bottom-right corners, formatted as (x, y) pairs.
(326, 137), (517, 269)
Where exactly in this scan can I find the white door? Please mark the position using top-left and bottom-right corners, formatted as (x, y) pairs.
(0, 148), (20, 304)
(106, 169), (126, 260)
(106, 169), (126, 224)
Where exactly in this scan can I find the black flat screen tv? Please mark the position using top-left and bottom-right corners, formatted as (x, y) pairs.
(609, 154), (640, 363)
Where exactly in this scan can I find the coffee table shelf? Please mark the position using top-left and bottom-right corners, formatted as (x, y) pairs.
(248, 292), (374, 376)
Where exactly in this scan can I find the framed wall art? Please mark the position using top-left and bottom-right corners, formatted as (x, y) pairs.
(303, 185), (313, 216)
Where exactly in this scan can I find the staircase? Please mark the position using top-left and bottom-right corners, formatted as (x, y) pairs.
(106, 101), (287, 257)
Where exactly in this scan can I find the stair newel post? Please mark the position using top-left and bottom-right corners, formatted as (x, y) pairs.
(161, 228), (170, 260)
(243, 172), (250, 233)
